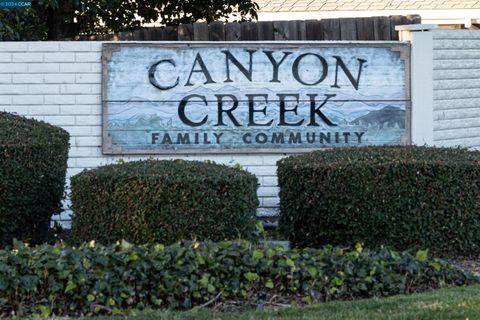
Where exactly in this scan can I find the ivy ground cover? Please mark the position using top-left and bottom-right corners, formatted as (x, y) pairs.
(73, 284), (480, 320)
(0, 240), (476, 317)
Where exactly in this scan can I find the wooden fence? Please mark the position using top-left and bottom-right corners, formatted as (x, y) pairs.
(76, 15), (421, 41)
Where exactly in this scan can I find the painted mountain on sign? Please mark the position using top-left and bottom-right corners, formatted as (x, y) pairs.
(352, 106), (405, 129)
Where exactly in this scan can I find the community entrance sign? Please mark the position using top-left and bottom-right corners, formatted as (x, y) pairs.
(102, 42), (410, 154)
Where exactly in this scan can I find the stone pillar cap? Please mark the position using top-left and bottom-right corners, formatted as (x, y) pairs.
(395, 24), (438, 32)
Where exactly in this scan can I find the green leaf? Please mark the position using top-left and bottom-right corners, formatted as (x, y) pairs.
(429, 261), (441, 271)
(333, 277), (343, 286)
(358, 283), (368, 291)
(128, 252), (138, 261)
(64, 281), (77, 293)
(244, 272), (259, 282)
(207, 284), (215, 293)
(255, 220), (264, 235)
(196, 254), (205, 265)
(38, 305), (50, 318)
(121, 239), (133, 250)
(87, 294), (95, 302)
(266, 248), (276, 258)
(355, 242), (363, 253)
(199, 275), (209, 287)
(286, 258), (295, 268)
(307, 266), (318, 278)
(265, 279), (274, 289)
(416, 249), (429, 262)
(252, 249), (264, 259)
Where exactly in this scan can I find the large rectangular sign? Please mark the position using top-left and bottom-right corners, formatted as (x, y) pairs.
(102, 42), (410, 154)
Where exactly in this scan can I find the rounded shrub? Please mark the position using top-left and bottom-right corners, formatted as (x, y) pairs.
(71, 159), (259, 244)
(278, 146), (480, 256)
(0, 111), (70, 246)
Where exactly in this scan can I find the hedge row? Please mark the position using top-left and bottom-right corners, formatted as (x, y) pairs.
(71, 159), (259, 245)
(0, 112), (69, 246)
(0, 240), (475, 317)
(278, 146), (480, 256)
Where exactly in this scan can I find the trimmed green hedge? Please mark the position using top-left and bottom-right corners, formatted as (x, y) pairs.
(0, 112), (69, 246)
(278, 146), (480, 256)
(0, 240), (475, 317)
(71, 159), (259, 245)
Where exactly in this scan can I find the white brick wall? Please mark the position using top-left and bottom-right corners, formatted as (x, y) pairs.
(0, 41), (285, 227)
(432, 30), (480, 148)
(16, 34), (480, 226)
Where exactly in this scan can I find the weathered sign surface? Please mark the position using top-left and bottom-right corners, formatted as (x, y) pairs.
(102, 42), (410, 154)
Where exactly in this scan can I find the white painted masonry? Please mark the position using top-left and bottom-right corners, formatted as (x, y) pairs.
(411, 30), (434, 146)
(432, 29), (480, 148)
(398, 25), (435, 146)
(398, 27), (480, 149)
(0, 41), (282, 226)
(2, 31), (479, 226)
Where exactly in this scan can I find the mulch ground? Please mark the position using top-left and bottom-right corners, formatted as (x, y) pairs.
(454, 258), (480, 276)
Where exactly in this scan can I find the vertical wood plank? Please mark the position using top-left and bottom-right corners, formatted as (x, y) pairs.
(305, 20), (324, 40)
(241, 21), (258, 40)
(141, 29), (152, 40)
(273, 20), (305, 40)
(143, 29), (154, 41)
(287, 20), (299, 40)
(225, 22), (241, 41)
(163, 25), (178, 40)
(390, 15), (407, 40)
(257, 21), (274, 40)
(297, 20), (306, 40)
(150, 27), (164, 40)
(118, 31), (133, 40)
(103, 34), (116, 41)
(406, 14), (422, 24)
(320, 19), (340, 40)
(340, 18), (357, 40)
(209, 21), (225, 41)
(356, 17), (375, 40)
(133, 29), (145, 40)
(193, 23), (209, 41)
(373, 16), (391, 40)
(178, 24), (194, 41)
(273, 21), (289, 40)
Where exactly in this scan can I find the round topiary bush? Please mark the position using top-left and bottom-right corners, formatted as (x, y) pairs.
(0, 111), (70, 246)
(278, 145), (480, 256)
(71, 159), (259, 244)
